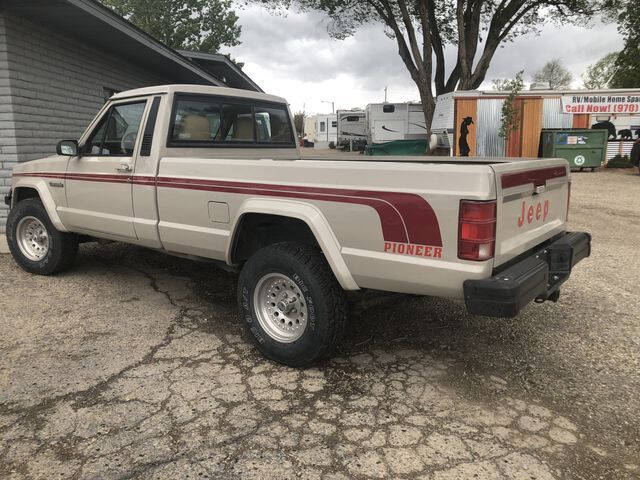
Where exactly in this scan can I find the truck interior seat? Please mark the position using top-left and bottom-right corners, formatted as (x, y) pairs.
(182, 114), (211, 140)
(232, 116), (254, 141)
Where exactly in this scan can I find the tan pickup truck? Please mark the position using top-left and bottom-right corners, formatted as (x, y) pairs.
(4, 85), (591, 366)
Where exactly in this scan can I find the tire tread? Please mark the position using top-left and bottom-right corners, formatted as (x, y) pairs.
(238, 241), (347, 366)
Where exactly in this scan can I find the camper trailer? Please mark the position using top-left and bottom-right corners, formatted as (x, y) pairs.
(336, 109), (367, 151)
(365, 103), (428, 144)
(302, 115), (317, 146)
(432, 88), (640, 159)
(314, 114), (337, 148)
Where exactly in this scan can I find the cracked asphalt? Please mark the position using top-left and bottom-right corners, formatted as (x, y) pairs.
(1, 168), (639, 480)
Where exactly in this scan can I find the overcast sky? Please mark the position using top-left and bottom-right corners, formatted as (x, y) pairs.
(222, 5), (624, 114)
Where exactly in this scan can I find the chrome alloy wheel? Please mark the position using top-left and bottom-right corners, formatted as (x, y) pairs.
(16, 216), (50, 261)
(253, 273), (308, 343)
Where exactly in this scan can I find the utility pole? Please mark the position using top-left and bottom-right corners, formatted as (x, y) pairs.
(384, 86), (388, 102)
(321, 100), (335, 113)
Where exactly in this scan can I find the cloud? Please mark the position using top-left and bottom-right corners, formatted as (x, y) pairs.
(222, 5), (625, 113)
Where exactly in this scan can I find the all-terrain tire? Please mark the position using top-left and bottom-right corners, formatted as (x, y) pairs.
(7, 198), (78, 275)
(237, 242), (347, 367)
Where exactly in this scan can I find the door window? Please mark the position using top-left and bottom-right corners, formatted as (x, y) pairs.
(84, 101), (146, 156)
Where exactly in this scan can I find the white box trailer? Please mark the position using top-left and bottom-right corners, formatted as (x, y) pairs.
(365, 103), (429, 144)
(337, 109), (366, 150)
(314, 114), (337, 148)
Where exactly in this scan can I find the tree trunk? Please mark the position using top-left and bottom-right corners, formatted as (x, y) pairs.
(416, 80), (436, 140)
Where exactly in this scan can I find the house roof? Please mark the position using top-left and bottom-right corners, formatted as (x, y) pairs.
(3, 0), (262, 92)
(178, 51), (263, 93)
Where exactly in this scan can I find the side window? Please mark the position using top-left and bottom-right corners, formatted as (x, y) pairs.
(254, 105), (294, 144)
(171, 98), (220, 141)
(85, 101), (146, 156)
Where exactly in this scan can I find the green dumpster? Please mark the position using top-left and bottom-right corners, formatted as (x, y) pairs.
(539, 129), (607, 171)
(364, 139), (428, 156)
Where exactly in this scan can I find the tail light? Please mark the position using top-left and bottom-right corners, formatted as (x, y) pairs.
(458, 200), (496, 261)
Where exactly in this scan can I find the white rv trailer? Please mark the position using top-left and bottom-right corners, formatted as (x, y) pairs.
(336, 109), (367, 150)
(314, 113), (337, 148)
(365, 102), (428, 144)
(303, 115), (317, 144)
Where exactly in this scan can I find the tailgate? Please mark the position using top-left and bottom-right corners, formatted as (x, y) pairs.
(491, 159), (570, 267)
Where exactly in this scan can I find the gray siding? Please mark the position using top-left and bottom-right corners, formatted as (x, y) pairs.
(0, 11), (172, 232)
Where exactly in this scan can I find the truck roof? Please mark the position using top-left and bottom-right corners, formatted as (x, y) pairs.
(110, 84), (288, 104)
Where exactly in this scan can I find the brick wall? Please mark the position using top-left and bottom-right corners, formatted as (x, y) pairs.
(0, 11), (174, 232)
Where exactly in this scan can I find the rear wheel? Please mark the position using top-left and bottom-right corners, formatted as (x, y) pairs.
(237, 242), (347, 367)
(7, 198), (78, 275)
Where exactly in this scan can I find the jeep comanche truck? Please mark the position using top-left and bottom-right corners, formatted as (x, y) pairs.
(4, 85), (591, 367)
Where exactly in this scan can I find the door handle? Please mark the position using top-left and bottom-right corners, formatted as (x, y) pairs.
(116, 163), (133, 173)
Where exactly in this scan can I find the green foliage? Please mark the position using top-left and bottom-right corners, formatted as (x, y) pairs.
(499, 71), (525, 140)
(100, 0), (241, 53)
(601, 0), (640, 88)
(582, 53), (618, 89)
(605, 154), (633, 168)
(533, 59), (573, 89)
(610, 43), (640, 88)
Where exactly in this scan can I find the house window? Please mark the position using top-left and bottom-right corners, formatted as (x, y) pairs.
(331, 121), (337, 128)
(383, 104), (395, 113)
(320, 121), (326, 132)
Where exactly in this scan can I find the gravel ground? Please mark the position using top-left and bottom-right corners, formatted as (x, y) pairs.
(0, 168), (638, 479)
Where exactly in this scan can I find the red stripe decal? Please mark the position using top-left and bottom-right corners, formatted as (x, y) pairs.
(501, 167), (566, 189)
(13, 172), (443, 247)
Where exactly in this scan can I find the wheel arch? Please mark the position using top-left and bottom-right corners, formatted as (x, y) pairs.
(227, 198), (358, 290)
(11, 179), (68, 232)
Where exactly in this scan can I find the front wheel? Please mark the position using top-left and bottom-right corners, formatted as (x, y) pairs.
(6, 198), (78, 275)
(237, 242), (347, 367)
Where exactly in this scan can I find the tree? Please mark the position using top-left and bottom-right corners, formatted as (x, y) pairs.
(492, 77), (519, 91)
(499, 71), (525, 139)
(603, 0), (640, 88)
(251, 0), (594, 134)
(100, 0), (241, 53)
(293, 112), (305, 137)
(532, 59), (573, 89)
(582, 52), (618, 89)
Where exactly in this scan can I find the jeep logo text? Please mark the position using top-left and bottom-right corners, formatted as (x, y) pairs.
(518, 199), (549, 227)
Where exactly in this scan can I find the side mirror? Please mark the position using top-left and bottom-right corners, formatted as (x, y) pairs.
(56, 140), (79, 156)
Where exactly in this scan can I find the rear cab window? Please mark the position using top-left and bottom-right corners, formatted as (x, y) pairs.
(168, 93), (295, 147)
